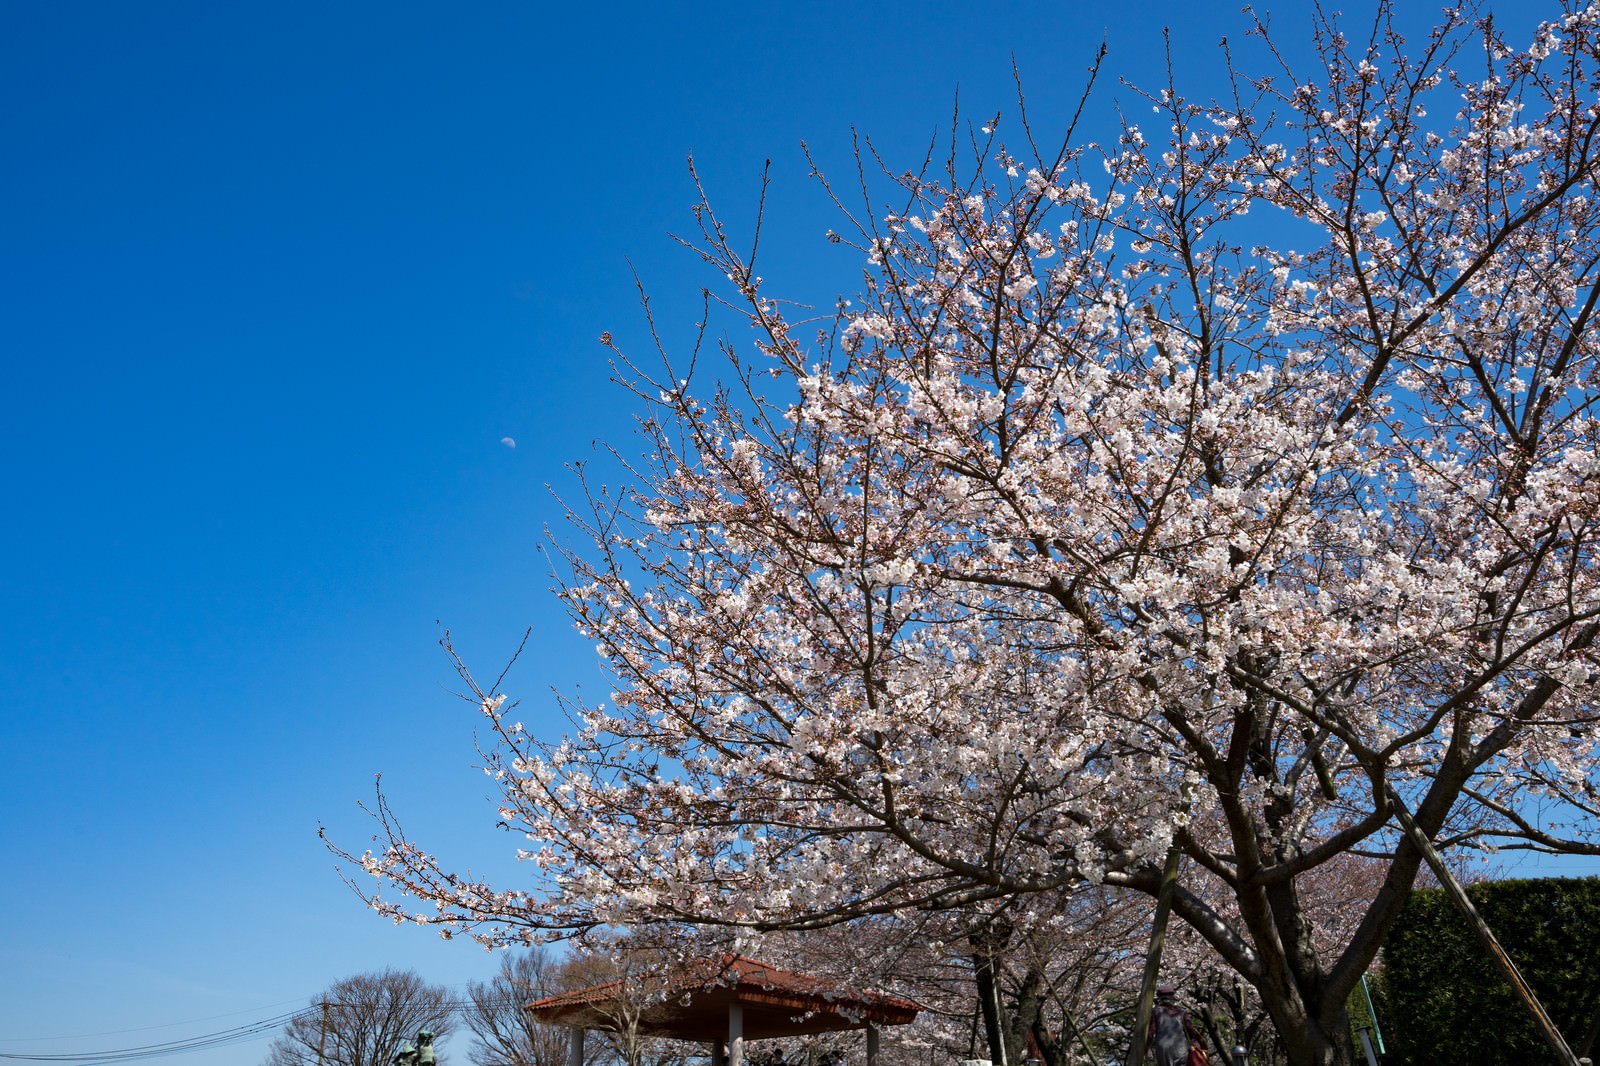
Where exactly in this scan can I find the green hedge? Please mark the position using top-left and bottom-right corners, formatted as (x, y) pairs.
(1381, 876), (1600, 1066)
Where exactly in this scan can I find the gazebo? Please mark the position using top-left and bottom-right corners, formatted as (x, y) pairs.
(526, 956), (920, 1066)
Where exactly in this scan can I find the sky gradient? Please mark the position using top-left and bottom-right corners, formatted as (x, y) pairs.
(2, 3), (1594, 1065)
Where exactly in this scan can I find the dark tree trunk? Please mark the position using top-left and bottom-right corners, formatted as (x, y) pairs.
(971, 937), (1010, 1066)
(1011, 964), (1050, 1065)
(968, 925), (1056, 1066)
(1029, 1018), (1061, 1066)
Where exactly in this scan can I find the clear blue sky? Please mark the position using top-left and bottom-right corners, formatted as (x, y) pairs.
(1, 3), (1592, 1065)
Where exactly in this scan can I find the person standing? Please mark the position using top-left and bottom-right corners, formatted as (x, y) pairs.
(1148, 985), (1206, 1066)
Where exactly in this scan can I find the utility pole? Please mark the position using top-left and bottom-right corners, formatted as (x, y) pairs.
(317, 999), (330, 1066)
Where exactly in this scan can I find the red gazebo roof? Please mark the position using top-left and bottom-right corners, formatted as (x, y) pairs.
(525, 956), (919, 1042)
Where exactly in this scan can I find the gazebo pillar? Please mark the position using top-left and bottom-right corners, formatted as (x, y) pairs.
(568, 1027), (585, 1066)
(866, 1024), (880, 1066)
(728, 1003), (745, 1066)
(712, 1042), (727, 1066)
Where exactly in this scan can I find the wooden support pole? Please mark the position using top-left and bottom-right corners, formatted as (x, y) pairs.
(568, 1027), (586, 1066)
(867, 1024), (881, 1066)
(1126, 842), (1183, 1066)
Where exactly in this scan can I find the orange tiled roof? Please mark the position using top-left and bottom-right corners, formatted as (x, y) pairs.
(526, 955), (919, 1041)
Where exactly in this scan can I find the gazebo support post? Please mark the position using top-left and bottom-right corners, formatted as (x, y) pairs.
(728, 1004), (745, 1066)
(568, 1028), (585, 1066)
(867, 1024), (881, 1066)
(712, 1042), (727, 1066)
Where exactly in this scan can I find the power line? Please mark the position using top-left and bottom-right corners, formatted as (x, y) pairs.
(0, 992), (549, 1065)
(4, 1000), (313, 1044)
(0, 1008), (306, 1064)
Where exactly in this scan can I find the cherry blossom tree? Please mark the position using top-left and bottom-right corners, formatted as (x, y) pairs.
(753, 895), (1147, 1066)
(332, 6), (1600, 1065)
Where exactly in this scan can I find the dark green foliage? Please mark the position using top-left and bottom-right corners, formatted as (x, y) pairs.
(1381, 877), (1600, 1066)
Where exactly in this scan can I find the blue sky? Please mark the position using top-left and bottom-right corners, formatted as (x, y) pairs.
(1, 3), (1594, 1065)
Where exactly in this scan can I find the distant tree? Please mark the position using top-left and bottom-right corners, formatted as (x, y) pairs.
(464, 948), (572, 1066)
(264, 969), (454, 1066)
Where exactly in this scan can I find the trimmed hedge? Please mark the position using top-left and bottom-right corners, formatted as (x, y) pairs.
(1381, 876), (1600, 1066)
